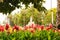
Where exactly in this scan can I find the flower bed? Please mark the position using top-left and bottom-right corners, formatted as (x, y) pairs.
(0, 24), (60, 40)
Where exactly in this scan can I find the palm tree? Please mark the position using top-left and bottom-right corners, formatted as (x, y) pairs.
(57, 0), (60, 28)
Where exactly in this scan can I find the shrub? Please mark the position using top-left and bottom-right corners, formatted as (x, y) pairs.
(8, 7), (45, 26)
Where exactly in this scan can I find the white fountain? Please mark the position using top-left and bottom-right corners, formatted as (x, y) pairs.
(27, 16), (35, 26)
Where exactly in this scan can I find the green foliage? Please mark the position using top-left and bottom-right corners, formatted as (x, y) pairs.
(0, 0), (20, 14)
(43, 8), (56, 25)
(9, 7), (44, 26)
(20, 0), (47, 11)
(0, 0), (46, 14)
(0, 30), (60, 40)
(8, 8), (56, 26)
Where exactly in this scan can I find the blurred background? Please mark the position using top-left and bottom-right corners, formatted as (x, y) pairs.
(0, 0), (57, 26)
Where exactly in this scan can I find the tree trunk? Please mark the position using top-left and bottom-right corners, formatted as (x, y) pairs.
(57, 0), (60, 28)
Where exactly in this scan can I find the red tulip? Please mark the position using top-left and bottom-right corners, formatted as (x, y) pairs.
(24, 26), (29, 30)
(37, 27), (41, 31)
(33, 26), (36, 30)
(46, 24), (53, 31)
(13, 25), (20, 31)
(37, 25), (41, 28)
(49, 24), (53, 29)
(5, 23), (10, 30)
(37, 25), (44, 30)
(0, 25), (4, 32)
(41, 25), (44, 30)
(46, 27), (51, 30)
(32, 24), (34, 27)
(29, 26), (32, 28)
(31, 24), (37, 29)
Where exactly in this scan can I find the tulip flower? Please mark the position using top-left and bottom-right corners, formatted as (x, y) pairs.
(7, 27), (12, 34)
(41, 25), (44, 30)
(30, 28), (35, 33)
(0, 25), (4, 32)
(13, 25), (20, 31)
(24, 26), (29, 30)
(46, 27), (51, 31)
(49, 24), (53, 29)
(5, 23), (10, 30)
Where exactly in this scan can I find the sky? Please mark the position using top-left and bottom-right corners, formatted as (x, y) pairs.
(0, 0), (57, 25)
(43, 0), (57, 9)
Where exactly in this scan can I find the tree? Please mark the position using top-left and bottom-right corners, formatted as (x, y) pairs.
(43, 8), (56, 25)
(20, 0), (46, 11)
(0, 0), (46, 14)
(8, 7), (42, 26)
(57, 0), (60, 28)
(0, 0), (20, 14)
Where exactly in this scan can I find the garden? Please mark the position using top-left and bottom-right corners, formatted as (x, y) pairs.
(0, 0), (60, 40)
(0, 23), (60, 40)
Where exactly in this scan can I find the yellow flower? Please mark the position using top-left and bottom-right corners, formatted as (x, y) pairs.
(14, 29), (16, 32)
(7, 27), (12, 33)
